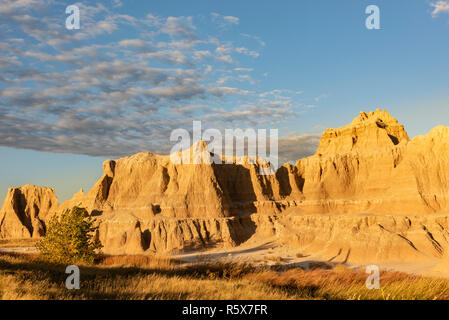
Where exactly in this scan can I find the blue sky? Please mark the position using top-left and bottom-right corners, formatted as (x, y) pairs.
(1, 0), (449, 202)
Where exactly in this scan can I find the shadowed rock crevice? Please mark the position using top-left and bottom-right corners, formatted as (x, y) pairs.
(212, 163), (258, 215)
(11, 190), (33, 236)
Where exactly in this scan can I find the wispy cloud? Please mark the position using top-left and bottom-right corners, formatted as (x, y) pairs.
(112, 0), (122, 8)
(211, 12), (239, 28)
(431, 1), (449, 17)
(0, 2), (319, 163)
(0, 0), (43, 14)
(314, 93), (328, 102)
(240, 33), (266, 47)
(278, 134), (321, 164)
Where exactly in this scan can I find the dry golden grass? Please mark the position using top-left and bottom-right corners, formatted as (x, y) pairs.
(263, 255), (287, 263)
(0, 253), (286, 300)
(245, 264), (449, 300)
(1, 253), (449, 300)
(0, 239), (37, 248)
(97, 254), (178, 269)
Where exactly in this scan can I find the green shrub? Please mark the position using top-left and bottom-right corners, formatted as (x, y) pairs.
(36, 206), (102, 264)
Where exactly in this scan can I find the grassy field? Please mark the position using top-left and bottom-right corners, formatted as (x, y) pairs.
(0, 239), (38, 248)
(1, 252), (449, 300)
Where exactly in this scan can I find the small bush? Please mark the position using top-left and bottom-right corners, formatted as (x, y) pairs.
(36, 206), (102, 264)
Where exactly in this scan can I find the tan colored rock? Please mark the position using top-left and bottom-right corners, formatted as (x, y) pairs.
(297, 109), (449, 215)
(97, 213), (145, 255)
(60, 141), (298, 219)
(317, 109), (409, 155)
(97, 215), (257, 255)
(3, 109), (449, 266)
(239, 213), (449, 264)
(0, 185), (58, 238)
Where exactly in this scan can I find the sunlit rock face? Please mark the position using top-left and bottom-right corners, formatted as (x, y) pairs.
(297, 109), (449, 215)
(0, 185), (58, 238)
(3, 110), (449, 262)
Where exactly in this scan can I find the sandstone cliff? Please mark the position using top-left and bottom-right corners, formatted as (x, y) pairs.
(297, 109), (449, 214)
(57, 140), (303, 220)
(0, 185), (58, 238)
(3, 110), (449, 267)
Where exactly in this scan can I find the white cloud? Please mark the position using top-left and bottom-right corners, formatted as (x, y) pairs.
(162, 16), (197, 40)
(240, 33), (266, 47)
(0, 0), (42, 14)
(146, 85), (205, 100)
(234, 67), (253, 72)
(235, 47), (259, 58)
(209, 87), (249, 97)
(216, 54), (233, 64)
(431, 1), (449, 17)
(0, 2), (319, 160)
(223, 15), (239, 25)
(278, 134), (321, 164)
(170, 105), (206, 115)
(314, 93), (328, 102)
(112, 0), (123, 8)
(211, 12), (239, 28)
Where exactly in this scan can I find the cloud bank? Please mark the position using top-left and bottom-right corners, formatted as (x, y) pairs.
(0, 0), (320, 163)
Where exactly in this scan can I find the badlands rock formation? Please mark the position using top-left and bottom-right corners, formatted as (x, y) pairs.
(0, 185), (58, 238)
(57, 140), (302, 220)
(2, 109), (449, 265)
(297, 109), (449, 214)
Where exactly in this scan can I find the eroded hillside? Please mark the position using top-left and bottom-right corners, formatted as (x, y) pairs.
(2, 109), (449, 266)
